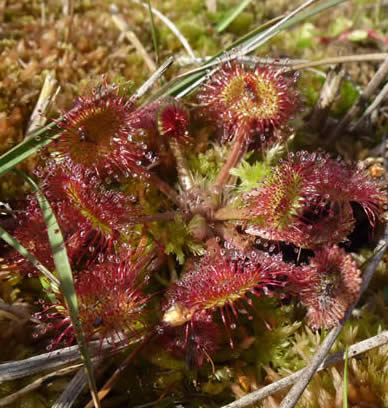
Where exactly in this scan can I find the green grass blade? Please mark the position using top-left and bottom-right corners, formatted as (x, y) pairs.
(0, 225), (60, 291)
(216, 0), (253, 33)
(0, 0), (349, 173)
(0, 122), (58, 178)
(277, 0), (349, 31)
(243, 0), (348, 53)
(147, 0), (159, 63)
(16, 171), (101, 408)
(160, 0), (348, 98)
(343, 346), (349, 408)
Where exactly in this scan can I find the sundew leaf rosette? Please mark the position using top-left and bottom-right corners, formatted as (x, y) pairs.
(198, 60), (298, 146)
(40, 161), (142, 264)
(51, 81), (150, 178)
(241, 151), (386, 248)
(36, 255), (151, 348)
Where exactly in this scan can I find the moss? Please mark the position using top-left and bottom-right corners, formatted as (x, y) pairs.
(331, 80), (360, 118)
(226, 12), (254, 35)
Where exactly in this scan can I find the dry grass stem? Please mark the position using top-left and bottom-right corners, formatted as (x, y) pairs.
(310, 65), (346, 130)
(84, 336), (152, 408)
(329, 55), (388, 140)
(52, 368), (88, 408)
(132, 0), (196, 59)
(130, 56), (174, 102)
(110, 5), (156, 73)
(351, 82), (388, 131)
(284, 53), (388, 72)
(278, 225), (388, 408)
(221, 331), (388, 408)
(0, 364), (81, 407)
(0, 338), (134, 382)
(25, 72), (59, 138)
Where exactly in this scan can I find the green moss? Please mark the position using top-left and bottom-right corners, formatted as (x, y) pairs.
(16, 393), (47, 408)
(149, 216), (205, 264)
(230, 159), (270, 193)
(178, 22), (204, 43)
(188, 144), (228, 183)
(332, 80), (360, 118)
(226, 12), (254, 35)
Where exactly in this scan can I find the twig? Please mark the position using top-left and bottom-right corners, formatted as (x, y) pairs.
(278, 224), (388, 408)
(131, 0), (195, 59)
(284, 53), (388, 72)
(52, 368), (87, 408)
(84, 335), (153, 408)
(329, 56), (388, 141)
(0, 364), (81, 407)
(0, 337), (139, 382)
(351, 82), (388, 131)
(175, 55), (307, 68)
(25, 72), (59, 138)
(309, 65), (346, 131)
(130, 56), (174, 103)
(110, 4), (156, 73)
(221, 331), (388, 408)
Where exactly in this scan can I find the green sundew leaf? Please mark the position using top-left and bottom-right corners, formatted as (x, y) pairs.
(0, 122), (58, 178)
(343, 346), (349, 408)
(0, 225), (60, 291)
(216, 0), (253, 33)
(15, 170), (101, 408)
(147, 0), (159, 63)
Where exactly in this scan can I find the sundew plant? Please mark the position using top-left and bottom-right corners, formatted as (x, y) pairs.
(0, 1), (387, 407)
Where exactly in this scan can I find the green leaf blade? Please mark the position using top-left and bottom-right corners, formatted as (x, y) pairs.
(0, 123), (58, 178)
(17, 171), (101, 408)
(216, 0), (253, 33)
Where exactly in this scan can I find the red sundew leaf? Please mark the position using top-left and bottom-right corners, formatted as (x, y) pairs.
(295, 245), (362, 330)
(243, 151), (386, 248)
(157, 313), (222, 369)
(51, 82), (150, 178)
(37, 255), (151, 349)
(157, 99), (191, 144)
(161, 250), (295, 348)
(40, 161), (142, 264)
(197, 61), (299, 146)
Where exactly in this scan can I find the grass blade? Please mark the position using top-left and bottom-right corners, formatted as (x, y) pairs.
(16, 171), (101, 408)
(0, 0), (349, 173)
(343, 346), (349, 408)
(0, 225), (59, 290)
(0, 122), (58, 178)
(147, 0), (159, 64)
(216, 0), (253, 33)
(160, 0), (348, 98)
(242, 0), (320, 54)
